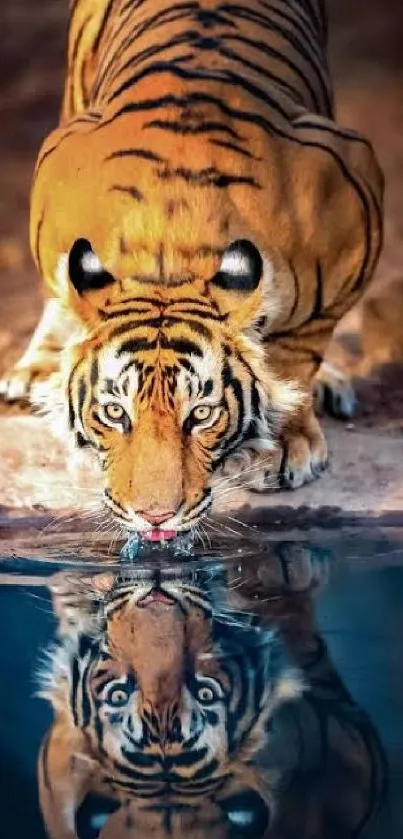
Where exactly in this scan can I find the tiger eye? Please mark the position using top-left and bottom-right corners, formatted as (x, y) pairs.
(192, 405), (213, 423)
(104, 403), (125, 422)
(197, 685), (216, 704)
(106, 686), (130, 707)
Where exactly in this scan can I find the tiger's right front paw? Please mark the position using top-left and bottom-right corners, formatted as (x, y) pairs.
(0, 358), (58, 404)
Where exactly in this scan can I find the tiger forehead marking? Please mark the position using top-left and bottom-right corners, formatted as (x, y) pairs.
(94, 326), (222, 415)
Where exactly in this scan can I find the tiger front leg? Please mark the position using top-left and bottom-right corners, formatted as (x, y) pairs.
(222, 401), (327, 493)
(0, 298), (69, 404)
(38, 721), (94, 839)
(224, 330), (333, 493)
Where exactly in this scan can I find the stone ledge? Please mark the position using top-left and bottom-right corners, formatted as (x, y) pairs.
(0, 416), (402, 520)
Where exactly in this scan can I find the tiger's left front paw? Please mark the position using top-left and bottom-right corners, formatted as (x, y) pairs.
(222, 411), (328, 493)
(276, 411), (328, 489)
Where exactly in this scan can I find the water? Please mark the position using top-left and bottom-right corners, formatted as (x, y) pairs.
(0, 525), (402, 838)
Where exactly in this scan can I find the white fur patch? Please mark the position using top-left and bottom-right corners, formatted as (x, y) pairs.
(81, 250), (104, 274)
(55, 253), (69, 297)
(260, 254), (282, 325)
(270, 377), (304, 418)
(98, 347), (133, 382)
(220, 251), (251, 275)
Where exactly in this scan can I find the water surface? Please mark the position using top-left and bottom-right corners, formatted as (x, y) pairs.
(0, 528), (401, 838)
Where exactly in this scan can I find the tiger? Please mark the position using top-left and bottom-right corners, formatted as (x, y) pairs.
(37, 553), (386, 839)
(0, 0), (383, 539)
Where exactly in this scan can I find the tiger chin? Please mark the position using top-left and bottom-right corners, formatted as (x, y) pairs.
(0, 0), (384, 539)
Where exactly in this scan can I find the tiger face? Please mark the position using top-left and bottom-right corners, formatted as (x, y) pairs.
(41, 571), (302, 812)
(52, 238), (299, 537)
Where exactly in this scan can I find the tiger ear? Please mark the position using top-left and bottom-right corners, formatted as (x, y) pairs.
(68, 238), (115, 295)
(210, 240), (264, 326)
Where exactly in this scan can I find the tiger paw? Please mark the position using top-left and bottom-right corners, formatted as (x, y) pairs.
(0, 359), (58, 404)
(314, 361), (357, 419)
(276, 415), (328, 489)
(229, 412), (328, 492)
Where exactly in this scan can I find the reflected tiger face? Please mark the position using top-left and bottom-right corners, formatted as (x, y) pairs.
(40, 572), (302, 810)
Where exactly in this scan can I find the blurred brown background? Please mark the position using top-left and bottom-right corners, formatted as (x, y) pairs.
(0, 0), (402, 427)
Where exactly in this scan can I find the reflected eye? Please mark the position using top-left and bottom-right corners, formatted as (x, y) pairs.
(197, 684), (219, 705)
(105, 684), (131, 707)
(103, 403), (126, 422)
(190, 405), (214, 424)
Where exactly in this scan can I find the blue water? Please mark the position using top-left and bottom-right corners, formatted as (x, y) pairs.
(0, 529), (402, 838)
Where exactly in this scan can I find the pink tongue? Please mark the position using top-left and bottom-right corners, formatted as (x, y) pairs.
(138, 590), (175, 607)
(141, 529), (177, 542)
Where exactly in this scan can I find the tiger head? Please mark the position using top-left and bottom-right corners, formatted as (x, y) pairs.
(44, 237), (300, 537)
(39, 569), (302, 837)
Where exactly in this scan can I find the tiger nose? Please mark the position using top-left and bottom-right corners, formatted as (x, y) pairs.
(140, 510), (176, 525)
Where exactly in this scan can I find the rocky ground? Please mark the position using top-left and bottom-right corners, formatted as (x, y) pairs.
(0, 0), (402, 523)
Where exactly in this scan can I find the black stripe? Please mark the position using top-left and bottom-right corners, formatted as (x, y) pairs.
(71, 654), (81, 728)
(105, 147), (164, 163)
(77, 376), (86, 420)
(311, 261), (324, 321)
(288, 261), (301, 320)
(168, 307), (224, 321)
(35, 130), (74, 175)
(81, 654), (93, 729)
(90, 357), (99, 390)
(35, 115), (95, 174)
(160, 336), (203, 357)
(159, 165), (260, 189)
(34, 212), (44, 271)
(210, 139), (257, 159)
(293, 117), (374, 151)
(101, 296), (160, 309)
(67, 358), (83, 430)
(92, 0), (115, 54)
(70, 15), (92, 67)
(109, 184), (144, 201)
(264, 338), (323, 365)
(118, 337), (159, 355)
(110, 314), (211, 340)
(99, 305), (155, 320)
(104, 488), (132, 519)
(145, 119), (242, 140)
(223, 374), (246, 452)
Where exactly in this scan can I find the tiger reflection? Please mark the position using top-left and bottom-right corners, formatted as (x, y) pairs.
(38, 567), (301, 839)
(37, 555), (386, 839)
